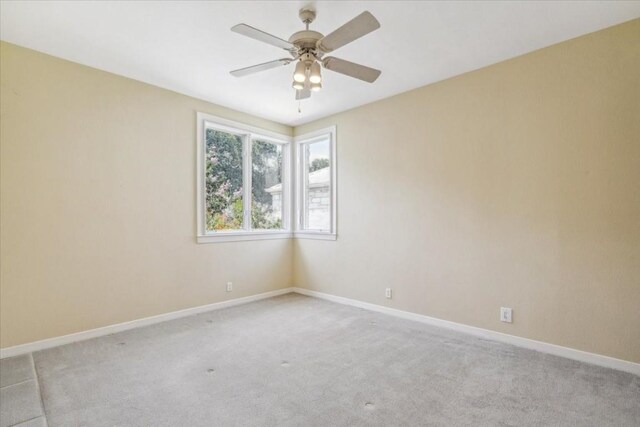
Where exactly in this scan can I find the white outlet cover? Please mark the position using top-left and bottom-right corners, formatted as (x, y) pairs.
(500, 307), (513, 323)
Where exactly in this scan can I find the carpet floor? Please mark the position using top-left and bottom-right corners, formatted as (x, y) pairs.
(32, 293), (639, 426)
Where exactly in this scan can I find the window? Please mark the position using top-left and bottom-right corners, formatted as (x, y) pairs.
(197, 114), (335, 243)
(251, 140), (283, 230)
(295, 126), (337, 240)
(204, 128), (244, 231)
(197, 113), (291, 243)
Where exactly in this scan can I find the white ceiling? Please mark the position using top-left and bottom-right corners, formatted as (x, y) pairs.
(1, 1), (639, 126)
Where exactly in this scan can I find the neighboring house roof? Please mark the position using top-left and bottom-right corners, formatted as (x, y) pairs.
(265, 166), (329, 193)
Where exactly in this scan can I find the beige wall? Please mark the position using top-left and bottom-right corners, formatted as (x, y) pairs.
(294, 19), (640, 363)
(2, 19), (639, 363)
(0, 42), (293, 348)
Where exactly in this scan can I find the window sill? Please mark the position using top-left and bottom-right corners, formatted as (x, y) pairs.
(197, 231), (292, 243)
(196, 231), (337, 243)
(293, 232), (337, 241)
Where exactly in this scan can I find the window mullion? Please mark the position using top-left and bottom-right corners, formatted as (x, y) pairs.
(243, 135), (252, 231)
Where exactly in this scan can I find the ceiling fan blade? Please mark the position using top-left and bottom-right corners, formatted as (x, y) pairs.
(296, 88), (311, 100)
(322, 57), (381, 83)
(231, 24), (294, 50)
(230, 58), (292, 77)
(316, 11), (380, 53)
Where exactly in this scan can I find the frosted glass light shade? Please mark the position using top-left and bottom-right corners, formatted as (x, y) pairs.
(309, 61), (322, 84)
(293, 61), (307, 83)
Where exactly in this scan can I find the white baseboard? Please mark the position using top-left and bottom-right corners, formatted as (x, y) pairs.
(0, 287), (294, 359)
(291, 287), (640, 376)
(3, 286), (638, 377)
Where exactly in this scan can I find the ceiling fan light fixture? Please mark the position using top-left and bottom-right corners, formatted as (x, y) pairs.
(229, 9), (382, 101)
(293, 60), (307, 82)
(309, 61), (322, 84)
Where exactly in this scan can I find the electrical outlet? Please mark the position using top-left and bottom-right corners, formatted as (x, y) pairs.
(500, 307), (512, 323)
(226, 282), (233, 292)
(385, 288), (392, 299)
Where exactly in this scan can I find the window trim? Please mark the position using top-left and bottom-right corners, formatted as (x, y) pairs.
(196, 112), (292, 243)
(294, 126), (337, 240)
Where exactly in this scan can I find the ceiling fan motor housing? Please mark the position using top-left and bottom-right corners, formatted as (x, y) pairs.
(289, 30), (324, 53)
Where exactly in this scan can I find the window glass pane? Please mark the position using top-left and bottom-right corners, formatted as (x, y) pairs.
(252, 140), (283, 230)
(304, 138), (331, 231)
(205, 128), (244, 231)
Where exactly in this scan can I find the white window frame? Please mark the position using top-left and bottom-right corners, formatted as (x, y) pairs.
(294, 126), (337, 240)
(196, 112), (292, 243)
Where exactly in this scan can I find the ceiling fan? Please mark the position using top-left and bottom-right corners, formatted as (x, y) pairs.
(230, 9), (381, 100)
